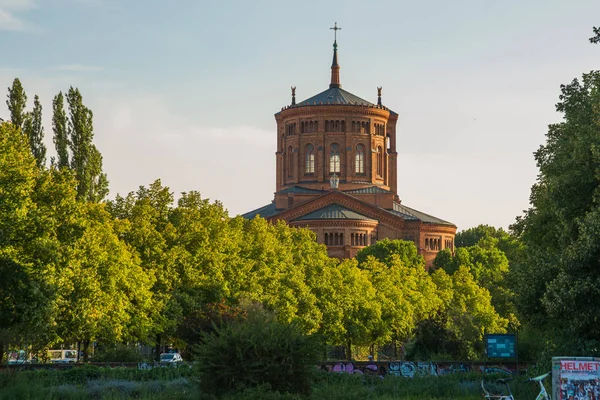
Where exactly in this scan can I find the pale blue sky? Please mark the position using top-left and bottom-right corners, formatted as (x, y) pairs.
(1, 0), (599, 230)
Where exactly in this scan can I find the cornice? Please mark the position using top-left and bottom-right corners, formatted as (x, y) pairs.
(276, 105), (391, 120)
(289, 220), (379, 229)
(419, 225), (457, 234)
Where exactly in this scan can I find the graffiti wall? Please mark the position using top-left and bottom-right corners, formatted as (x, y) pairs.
(320, 361), (526, 378)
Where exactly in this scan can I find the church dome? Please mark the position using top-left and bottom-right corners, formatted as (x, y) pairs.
(296, 87), (376, 107)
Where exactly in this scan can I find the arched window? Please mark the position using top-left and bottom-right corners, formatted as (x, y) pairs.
(352, 121), (356, 132)
(425, 238), (429, 250)
(340, 233), (344, 245)
(288, 146), (293, 177)
(324, 233), (329, 245)
(341, 120), (346, 132)
(355, 144), (365, 174)
(305, 144), (315, 174)
(325, 120), (330, 132)
(300, 121), (305, 133)
(376, 146), (383, 176)
(330, 143), (340, 173)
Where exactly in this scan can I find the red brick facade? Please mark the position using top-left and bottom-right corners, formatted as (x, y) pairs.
(243, 39), (455, 267)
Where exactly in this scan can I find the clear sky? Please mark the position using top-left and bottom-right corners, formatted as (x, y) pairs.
(1, 0), (599, 231)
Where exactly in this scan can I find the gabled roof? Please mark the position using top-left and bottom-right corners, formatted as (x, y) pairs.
(242, 191), (455, 228)
(296, 87), (376, 107)
(293, 204), (375, 221)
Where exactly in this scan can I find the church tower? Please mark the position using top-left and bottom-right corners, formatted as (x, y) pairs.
(244, 26), (456, 267)
(275, 31), (398, 198)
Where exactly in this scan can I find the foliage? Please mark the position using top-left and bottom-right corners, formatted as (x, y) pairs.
(0, 122), (53, 356)
(0, 368), (548, 400)
(5, 78), (27, 130)
(23, 94), (47, 168)
(591, 26), (600, 44)
(411, 267), (508, 360)
(511, 70), (600, 353)
(52, 91), (69, 168)
(356, 238), (425, 268)
(433, 233), (520, 331)
(176, 300), (246, 356)
(194, 310), (323, 397)
(66, 86), (109, 202)
(358, 251), (440, 355)
(453, 224), (523, 265)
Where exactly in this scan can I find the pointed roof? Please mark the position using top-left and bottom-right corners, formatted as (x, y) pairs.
(296, 87), (376, 107)
(276, 33), (394, 114)
(330, 40), (340, 89)
(294, 204), (375, 221)
(243, 190), (455, 228)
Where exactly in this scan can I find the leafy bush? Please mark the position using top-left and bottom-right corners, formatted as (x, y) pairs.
(193, 311), (323, 397)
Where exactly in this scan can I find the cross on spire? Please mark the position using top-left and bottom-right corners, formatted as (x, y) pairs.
(330, 22), (341, 42)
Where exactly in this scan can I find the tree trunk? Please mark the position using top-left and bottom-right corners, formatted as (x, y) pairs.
(77, 341), (81, 363)
(346, 339), (352, 361)
(155, 334), (161, 362)
(83, 339), (90, 362)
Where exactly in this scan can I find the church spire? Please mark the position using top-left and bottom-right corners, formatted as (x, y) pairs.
(329, 22), (341, 88)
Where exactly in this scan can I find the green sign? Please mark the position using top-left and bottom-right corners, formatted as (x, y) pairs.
(485, 334), (517, 358)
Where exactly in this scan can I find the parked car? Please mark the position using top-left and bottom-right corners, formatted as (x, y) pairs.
(160, 352), (183, 365)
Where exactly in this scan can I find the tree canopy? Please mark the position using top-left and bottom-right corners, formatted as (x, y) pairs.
(512, 70), (600, 354)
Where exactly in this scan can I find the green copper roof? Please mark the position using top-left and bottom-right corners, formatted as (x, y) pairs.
(276, 186), (324, 195)
(390, 202), (455, 226)
(294, 204), (375, 221)
(343, 186), (391, 195)
(296, 87), (376, 107)
(242, 202), (280, 219)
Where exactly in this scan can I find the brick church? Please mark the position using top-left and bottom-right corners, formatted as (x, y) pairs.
(243, 28), (456, 267)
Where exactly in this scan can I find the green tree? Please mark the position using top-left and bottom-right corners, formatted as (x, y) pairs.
(0, 122), (54, 360)
(6, 78), (27, 130)
(335, 259), (382, 358)
(23, 95), (47, 168)
(430, 267), (508, 359)
(359, 254), (440, 357)
(106, 180), (180, 359)
(53, 201), (154, 360)
(591, 26), (600, 44)
(453, 224), (523, 264)
(356, 238), (425, 268)
(52, 92), (69, 168)
(512, 70), (600, 353)
(66, 86), (108, 202)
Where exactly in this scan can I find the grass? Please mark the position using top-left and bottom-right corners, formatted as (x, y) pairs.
(0, 366), (548, 399)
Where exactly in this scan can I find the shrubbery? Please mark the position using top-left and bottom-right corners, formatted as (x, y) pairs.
(193, 310), (323, 397)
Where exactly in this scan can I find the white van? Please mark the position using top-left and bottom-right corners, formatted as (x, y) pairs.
(48, 349), (78, 363)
